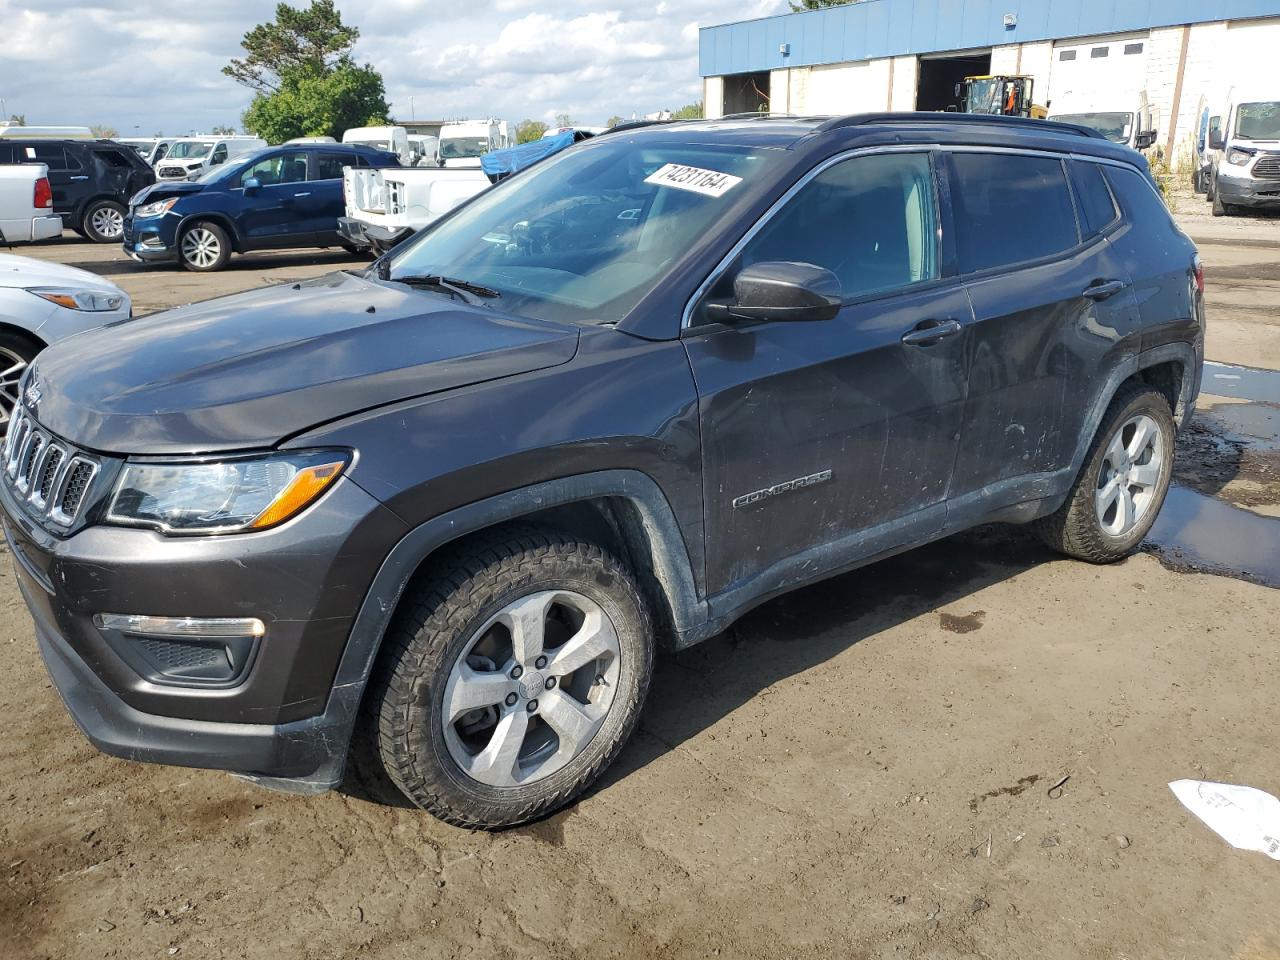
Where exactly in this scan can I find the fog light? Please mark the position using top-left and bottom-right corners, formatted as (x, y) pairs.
(93, 614), (265, 637)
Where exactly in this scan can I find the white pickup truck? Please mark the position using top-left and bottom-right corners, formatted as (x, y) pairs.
(0, 164), (62, 243)
(337, 165), (490, 254)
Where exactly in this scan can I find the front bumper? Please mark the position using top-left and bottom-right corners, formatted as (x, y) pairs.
(1, 460), (407, 786)
(337, 216), (413, 253)
(1216, 172), (1280, 208)
(121, 214), (179, 263)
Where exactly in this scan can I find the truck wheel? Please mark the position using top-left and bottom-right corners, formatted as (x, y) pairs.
(1211, 186), (1233, 217)
(368, 527), (654, 828)
(0, 331), (43, 427)
(1034, 383), (1175, 564)
(82, 200), (126, 243)
(179, 221), (231, 272)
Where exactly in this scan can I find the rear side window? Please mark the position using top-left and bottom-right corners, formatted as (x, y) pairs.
(18, 144), (77, 171)
(1102, 164), (1174, 228)
(732, 152), (939, 302)
(314, 153), (351, 180)
(949, 152), (1079, 274)
(96, 149), (133, 168)
(1069, 161), (1119, 237)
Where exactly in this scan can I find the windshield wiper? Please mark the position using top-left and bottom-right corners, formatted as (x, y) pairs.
(386, 270), (501, 305)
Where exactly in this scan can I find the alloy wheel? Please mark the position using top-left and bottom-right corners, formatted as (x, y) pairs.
(1095, 413), (1165, 537)
(442, 590), (622, 788)
(0, 346), (28, 428)
(181, 228), (221, 269)
(91, 206), (124, 240)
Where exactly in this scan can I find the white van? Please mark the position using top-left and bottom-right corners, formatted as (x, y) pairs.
(0, 124), (93, 140)
(285, 136), (338, 144)
(342, 126), (411, 165)
(1048, 93), (1158, 152)
(116, 137), (175, 166)
(408, 134), (439, 167)
(1192, 96), (1225, 195)
(437, 120), (505, 168)
(1209, 90), (1280, 216)
(155, 136), (267, 181)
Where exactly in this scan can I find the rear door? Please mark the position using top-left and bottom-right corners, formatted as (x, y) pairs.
(14, 142), (88, 223)
(302, 151), (354, 243)
(686, 150), (973, 598)
(944, 150), (1144, 519)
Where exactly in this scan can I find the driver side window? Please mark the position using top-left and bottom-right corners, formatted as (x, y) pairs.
(730, 152), (939, 306)
(238, 153), (308, 188)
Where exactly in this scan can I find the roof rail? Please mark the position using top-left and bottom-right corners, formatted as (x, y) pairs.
(815, 112), (1107, 140)
(597, 119), (678, 136)
(716, 112), (801, 121)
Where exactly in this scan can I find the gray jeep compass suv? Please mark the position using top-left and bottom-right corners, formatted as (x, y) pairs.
(2, 114), (1203, 828)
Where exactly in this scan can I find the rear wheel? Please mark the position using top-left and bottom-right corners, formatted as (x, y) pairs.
(179, 221), (231, 272)
(82, 200), (126, 243)
(0, 332), (43, 428)
(367, 528), (653, 828)
(1034, 383), (1175, 563)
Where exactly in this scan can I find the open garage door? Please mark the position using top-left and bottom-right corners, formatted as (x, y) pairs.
(916, 52), (991, 112)
(1047, 33), (1149, 114)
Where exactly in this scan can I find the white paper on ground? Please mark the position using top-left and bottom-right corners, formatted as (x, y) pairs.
(1169, 779), (1280, 860)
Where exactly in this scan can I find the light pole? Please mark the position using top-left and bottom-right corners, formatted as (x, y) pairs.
(409, 96), (416, 121)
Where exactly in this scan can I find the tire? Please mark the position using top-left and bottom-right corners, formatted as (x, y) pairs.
(0, 331), (42, 428)
(367, 527), (654, 829)
(179, 221), (231, 272)
(1034, 383), (1175, 563)
(81, 199), (126, 243)
(1211, 185), (1232, 217)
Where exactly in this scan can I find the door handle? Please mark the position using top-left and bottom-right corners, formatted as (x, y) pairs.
(293, 191), (311, 197)
(901, 318), (963, 346)
(1083, 279), (1127, 301)
(69, 176), (88, 181)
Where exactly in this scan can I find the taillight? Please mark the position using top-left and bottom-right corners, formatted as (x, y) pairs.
(33, 177), (53, 210)
(1193, 254), (1204, 294)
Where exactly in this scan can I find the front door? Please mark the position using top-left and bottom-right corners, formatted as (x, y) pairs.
(944, 151), (1144, 513)
(234, 151), (315, 248)
(685, 151), (973, 598)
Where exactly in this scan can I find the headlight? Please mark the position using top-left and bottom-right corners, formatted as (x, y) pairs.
(106, 451), (349, 535)
(29, 287), (125, 312)
(1226, 148), (1254, 166)
(135, 197), (179, 218)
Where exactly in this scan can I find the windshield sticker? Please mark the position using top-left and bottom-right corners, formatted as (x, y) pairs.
(644, 163), (742, 198)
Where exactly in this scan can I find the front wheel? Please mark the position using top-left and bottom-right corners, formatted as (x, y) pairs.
(1035, 383), (1175, 563)
(368, 528), (654, 828)
(179, 221), (231, 271)
(0, 331), (42, 428)
(1211, 184), (1234, 217)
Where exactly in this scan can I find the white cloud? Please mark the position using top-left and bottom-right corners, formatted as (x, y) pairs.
(0, 0), (787, 134)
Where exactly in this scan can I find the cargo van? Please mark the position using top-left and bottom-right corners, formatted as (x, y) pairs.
(154, 136), (267, 182)
(342, 126), (411, 165)
(1208, 90), (1280, 216)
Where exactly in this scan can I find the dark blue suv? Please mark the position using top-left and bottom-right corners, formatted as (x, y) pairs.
(122, 144), (399, 271)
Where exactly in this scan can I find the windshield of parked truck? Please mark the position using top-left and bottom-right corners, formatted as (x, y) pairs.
(1049, 112), (1133, 143)
(168, 141), (213, 159)
(440, 137), (489, 160)
(1236, 102), (1280, 140)
(386, 138), (783, 326)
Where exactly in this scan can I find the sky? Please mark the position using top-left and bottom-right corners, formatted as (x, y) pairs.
(0, 0), (787, 135)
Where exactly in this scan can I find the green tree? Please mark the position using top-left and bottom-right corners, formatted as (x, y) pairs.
(225, 1), (389, 143)
(211, 124), (237, 135)
(789, 0), (853, 10)
(672, 102), (703, 120)
(606, 115), (624, 128)
(515, 119), (548, 143)
(90, 124), (119, 138)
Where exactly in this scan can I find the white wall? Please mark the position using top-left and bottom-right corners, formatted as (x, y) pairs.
(800, 58), (894, 113)
(889, 56), (918, 110)
(704, 76), (724, 119)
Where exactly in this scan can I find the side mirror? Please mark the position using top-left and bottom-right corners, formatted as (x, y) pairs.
(1209, 130), (1225, 151)
(243, 177), (261, 193)
(1135, 131), (1157, 150)
(706, 261), (842, 324)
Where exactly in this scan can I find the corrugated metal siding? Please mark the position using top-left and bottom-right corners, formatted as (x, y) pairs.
(699, 0), (1280, 76)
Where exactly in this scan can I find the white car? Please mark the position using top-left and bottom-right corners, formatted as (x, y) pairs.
(0, 254), (130, 423)
(155, 136), (267, 181)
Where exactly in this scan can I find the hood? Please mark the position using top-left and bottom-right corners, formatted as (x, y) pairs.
(26, 271), (580, 455)
(131, 180), (204, 205)
(0, 254), (125, 294)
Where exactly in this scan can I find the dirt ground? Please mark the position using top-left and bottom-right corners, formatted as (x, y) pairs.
(3, 221), (1280, 960)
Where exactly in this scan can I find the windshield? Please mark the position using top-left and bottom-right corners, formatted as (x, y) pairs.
(440, 137), (489, 160)
(385, 138), (781, 326)
(168, 141), (214, 159)
(1236, 102), (1280, 140)
(1050, 112), (1134, 143)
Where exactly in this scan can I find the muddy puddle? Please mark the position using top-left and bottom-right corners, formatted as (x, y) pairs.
(1144, 362), (1280, 587)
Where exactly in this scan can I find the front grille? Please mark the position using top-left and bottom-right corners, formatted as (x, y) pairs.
(1254, 155), (1280, 180)
(3, 410), (100, 527)
(158, 166), (186, 179)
